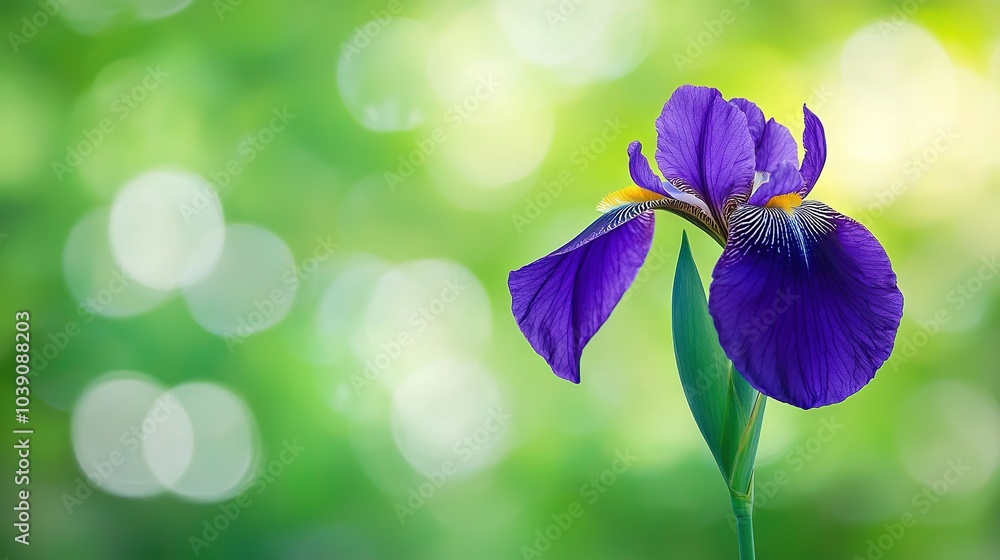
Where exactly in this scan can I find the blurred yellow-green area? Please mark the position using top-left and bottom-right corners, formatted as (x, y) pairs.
(2, 0), (1000, 558)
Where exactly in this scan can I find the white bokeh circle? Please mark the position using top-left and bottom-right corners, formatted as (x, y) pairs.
(159, 382), (260, 502)
(496, 0), (653, 84)
(183, 223), (296, 338)
(109, 169), (225, 291)
(897, 381), (1000, 494)
(71, 372), (172, 497)
(391, 359), (510, 477)
(337, 17), (434, 132)
(354, 259), (492, 386)
(59, 0), (194, 34)
(63, 207), (172, 318)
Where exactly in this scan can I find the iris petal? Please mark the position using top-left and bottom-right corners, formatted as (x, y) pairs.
(509, 204), (656, 382)
(708, 200), (903, 409)
(799, 105), (827, 196)
(628, 140), (714, 216)
(747, 161), (804, 206)
(655, 85), (755, 222)
(627, 140), (667, 196)
(756, 118), (798, 174)
(729, 98), (765, 145)
(729, 98), (798, 175)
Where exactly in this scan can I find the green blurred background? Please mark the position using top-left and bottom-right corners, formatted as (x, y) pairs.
(2, 0), (999, 558)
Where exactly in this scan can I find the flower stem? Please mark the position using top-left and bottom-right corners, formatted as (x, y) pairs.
(730, 489), (755, 560)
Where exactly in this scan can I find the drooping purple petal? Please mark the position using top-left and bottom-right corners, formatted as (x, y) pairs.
(799, 105), (827, 197)
(509, 205), (655, 383)
(655, 85), (755, 221)
(747, 161), (805, 206)
(756, 118), (798, 173)
(708, 201), (903, 409)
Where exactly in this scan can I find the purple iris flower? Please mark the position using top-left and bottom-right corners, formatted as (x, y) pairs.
(508, 85), (903, 409)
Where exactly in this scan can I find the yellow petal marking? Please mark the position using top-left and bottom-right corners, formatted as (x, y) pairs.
(596, 186), (666, 213)
(765, 192), (803, 215)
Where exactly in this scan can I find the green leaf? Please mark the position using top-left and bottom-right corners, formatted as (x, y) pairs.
(671, 231), (766, 493)
(729, 392), (766, 495)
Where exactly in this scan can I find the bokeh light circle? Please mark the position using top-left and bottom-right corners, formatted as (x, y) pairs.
(315, 254), (390, 367)
(109, 169), (225, 290)
(422, 8), (555, 206)
(390, 359), (509, 477)
(840, 22), (955, 119)
(425, 9), (527, 112)
(497, 0), (609, 66)
(354, 259), (492, 387)
(183, 223), (297, 337)
(140, 391), (195, 489)
(430, 90), (554, 194)
(134, 0), (195, 20)
(496, 0), (653, 84)
(897, 381), (1000, 494)
(71, 372), (170, 498)
(336, 18), (433, 132)
(60, 0), (194, 34)
(159, 382), (260, 502)
(835, 23), (955, 187)
(63, 208), (172, 318)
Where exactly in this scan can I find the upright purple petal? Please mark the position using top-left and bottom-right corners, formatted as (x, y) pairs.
(655, 85), (755, 221)
(708, 201), (903, 409)
(729, 98), (765, 145)
(756, 119), (798, 173)
(628, 140), (668, 196)
(628, 140), (714, 216)
(730, 98), (798, 174)
(509, 205), (655, 382)
(799, 105), (827, 196)
(747, 161), (805, 206)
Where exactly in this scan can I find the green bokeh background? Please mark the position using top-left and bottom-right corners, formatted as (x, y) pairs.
(2, 0), (999, 558)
